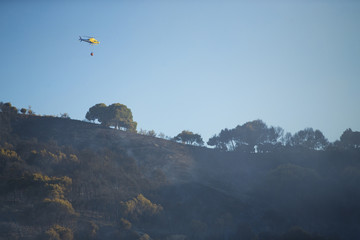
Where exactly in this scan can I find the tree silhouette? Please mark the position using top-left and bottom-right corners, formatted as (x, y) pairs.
(85, 103), (108, 125)
(174, 130), (204, 146)
(107, 103), (137, 131)
(340, 128), (360, 149)
(0, 102), (18, 116)
(208, 120), (284, 152)
(85, 103), (137, 132)
(207, 133), (228, 151)
(290, 128), (329, 150)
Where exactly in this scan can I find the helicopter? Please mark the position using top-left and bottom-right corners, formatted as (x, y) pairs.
(79, 36), (100, 45)
(79, 36), (100, 56)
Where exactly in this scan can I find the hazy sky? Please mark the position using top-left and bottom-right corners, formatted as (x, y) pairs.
(1, 1), (359, 142)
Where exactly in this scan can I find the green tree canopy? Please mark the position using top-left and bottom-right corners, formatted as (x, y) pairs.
(85, 103), (137, 132)
(174, 130), (204, 146)
(85, 103), (107, 124)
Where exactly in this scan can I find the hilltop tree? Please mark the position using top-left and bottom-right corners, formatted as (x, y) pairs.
(107, 103), (137, 131)
(207, 133), (228, 151)
(290, 128), (329, 150)
(233, 120), (273, 152)
(174, 130), (204, 146)
(0, 102), (18, 133)
(208, 120), (284, 152)
(0, 102), (18, 115)
(208, 128), (236, 151)
(85, 103), (108, 124)
(339, 128), (360, 149)
(85, 103), (137, 132)
(217, 128), (237, 151)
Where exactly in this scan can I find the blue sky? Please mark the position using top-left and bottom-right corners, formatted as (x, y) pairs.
(1, 1), (359, 142)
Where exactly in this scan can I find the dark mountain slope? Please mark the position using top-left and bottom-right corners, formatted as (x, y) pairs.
(1, 114), (360, 239)
(11, 115), (195, 183)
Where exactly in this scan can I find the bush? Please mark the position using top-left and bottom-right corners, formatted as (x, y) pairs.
(43, 225), (73, 240)
(120, 194), (163, 221)
(119, 218), (132, 230)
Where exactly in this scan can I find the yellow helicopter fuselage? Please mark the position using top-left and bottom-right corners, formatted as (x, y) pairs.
(88, 38), (100, 44)
(79, 36), (100, 45)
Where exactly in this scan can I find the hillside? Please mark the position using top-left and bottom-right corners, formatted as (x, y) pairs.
(1, 113), (360, 240)
(10, 115), (195, 183)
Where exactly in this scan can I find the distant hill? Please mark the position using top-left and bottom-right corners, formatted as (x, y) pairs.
(1, 113), (360, 240)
